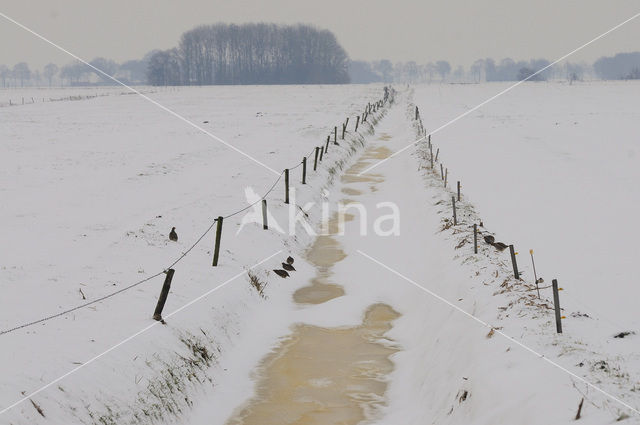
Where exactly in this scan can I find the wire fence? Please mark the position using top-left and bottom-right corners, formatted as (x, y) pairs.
(410, 101), (568, 335)
(0, 90), (391, 336)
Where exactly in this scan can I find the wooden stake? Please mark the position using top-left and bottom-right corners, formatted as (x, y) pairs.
(415, 106), (419, 120)
(457, 181), (461, 201)
(429, 144), (434, 168)
(509, 245), (520, 279)
(153, 269), (175, 321)
(444, 168), (448, 187)
(325, 136), (330, 153)
(302, 157), (307, 184)
(552, 279), (563, 333)
(212, 217), (223, 266)
(355, 115), (360, 131)
(313, 147), (319, 171)
(440, 164), (444, 180)
(435, 148), (439, 162)
(334, 126), (337, 144)
(473, 224), (478, 254)
(319, 145), (324, 162)
(342, 123), (346, 140)
(575, 398), (584, 420)
(284, 169), (290, 204)
(452, 196), (457, 225)
(262, 200), (268, 230)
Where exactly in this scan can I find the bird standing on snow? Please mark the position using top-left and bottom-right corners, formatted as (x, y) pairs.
(493, 242), (508, 251)
(483, 235), (495, 245)
(282, 262), (295, 272)
(169, 227), (178, 241)
(286, 256), (294, 264)
(273, 269), (289, 278)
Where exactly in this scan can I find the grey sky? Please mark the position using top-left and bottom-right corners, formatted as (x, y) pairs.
(1, 0), (640, 69)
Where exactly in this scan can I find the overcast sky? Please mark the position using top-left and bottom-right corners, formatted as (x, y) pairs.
(1, 0), (640, 69)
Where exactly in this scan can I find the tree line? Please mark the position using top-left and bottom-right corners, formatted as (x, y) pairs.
(0, 56), (149, 88)
(593, 52), (640, 80)
(147, 23), (350, 85)
(348, 58), (586, 84)
(5, 35), (640, 87)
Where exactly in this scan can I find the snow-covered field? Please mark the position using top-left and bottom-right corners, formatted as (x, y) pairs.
(0, 83), (385, 423)
(412, 81), (640, 331)
(2, 81), (640, 425)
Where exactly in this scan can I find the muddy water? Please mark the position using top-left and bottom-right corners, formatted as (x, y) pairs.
(225, 135), (399, 425)
(225, 304), (400, 425)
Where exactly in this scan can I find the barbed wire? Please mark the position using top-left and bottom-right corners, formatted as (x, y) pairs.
(0, 98), (388, 336)
(0, 271), (166, 336)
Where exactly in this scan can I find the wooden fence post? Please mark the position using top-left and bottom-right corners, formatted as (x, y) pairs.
(262, 200), (268, 230)
(355, 115), (360, 131)
(284, 169), (290, 204)
(153, 269), (175, 321)
(440, 164), (444, 180)
(509, 244), (519, 279)
(452, 196), (457, 225)
(325, 136), (330, 153)
(473, 224), (478, 254)
(415, 106), (419, 120)
(430, 144), (434, 168)
(302, 157), (307, 184)
(342, 123), (346, 140)
(212, 217), (223, 266)
(457, 181), (461, 201)
(435, 148), (439, 162)
(334, 126), (337, 144)
(444, 168), (448, 187)
(313, 147), (319, 170)
(319, 145), (324, 162)
(552, 279), (563, 333)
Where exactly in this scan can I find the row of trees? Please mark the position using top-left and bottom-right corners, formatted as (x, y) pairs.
(349, 58), (590, 84)
(147, 23), (350, 85)
(593, 52), (640, 80)
(0, 56), (150, 88)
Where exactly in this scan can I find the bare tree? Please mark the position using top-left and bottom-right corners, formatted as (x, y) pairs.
(147, 49), (182, 86)
(89, 57), (118, 83)
(0, 65), (9, 87)
(470, 59), (484, 82)
(60, 62), (89, 86)
(13, 62), (31, 87)
(43, 63), (59, 87)
(436, 60), (451, 81)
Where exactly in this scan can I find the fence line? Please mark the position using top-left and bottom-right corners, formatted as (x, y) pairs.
(411, 98), (568, 334)
(0, 88), (392, 336)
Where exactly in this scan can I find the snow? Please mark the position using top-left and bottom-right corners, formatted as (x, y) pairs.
(2, 81), (640, 425)
(0, 83), (384, 423)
